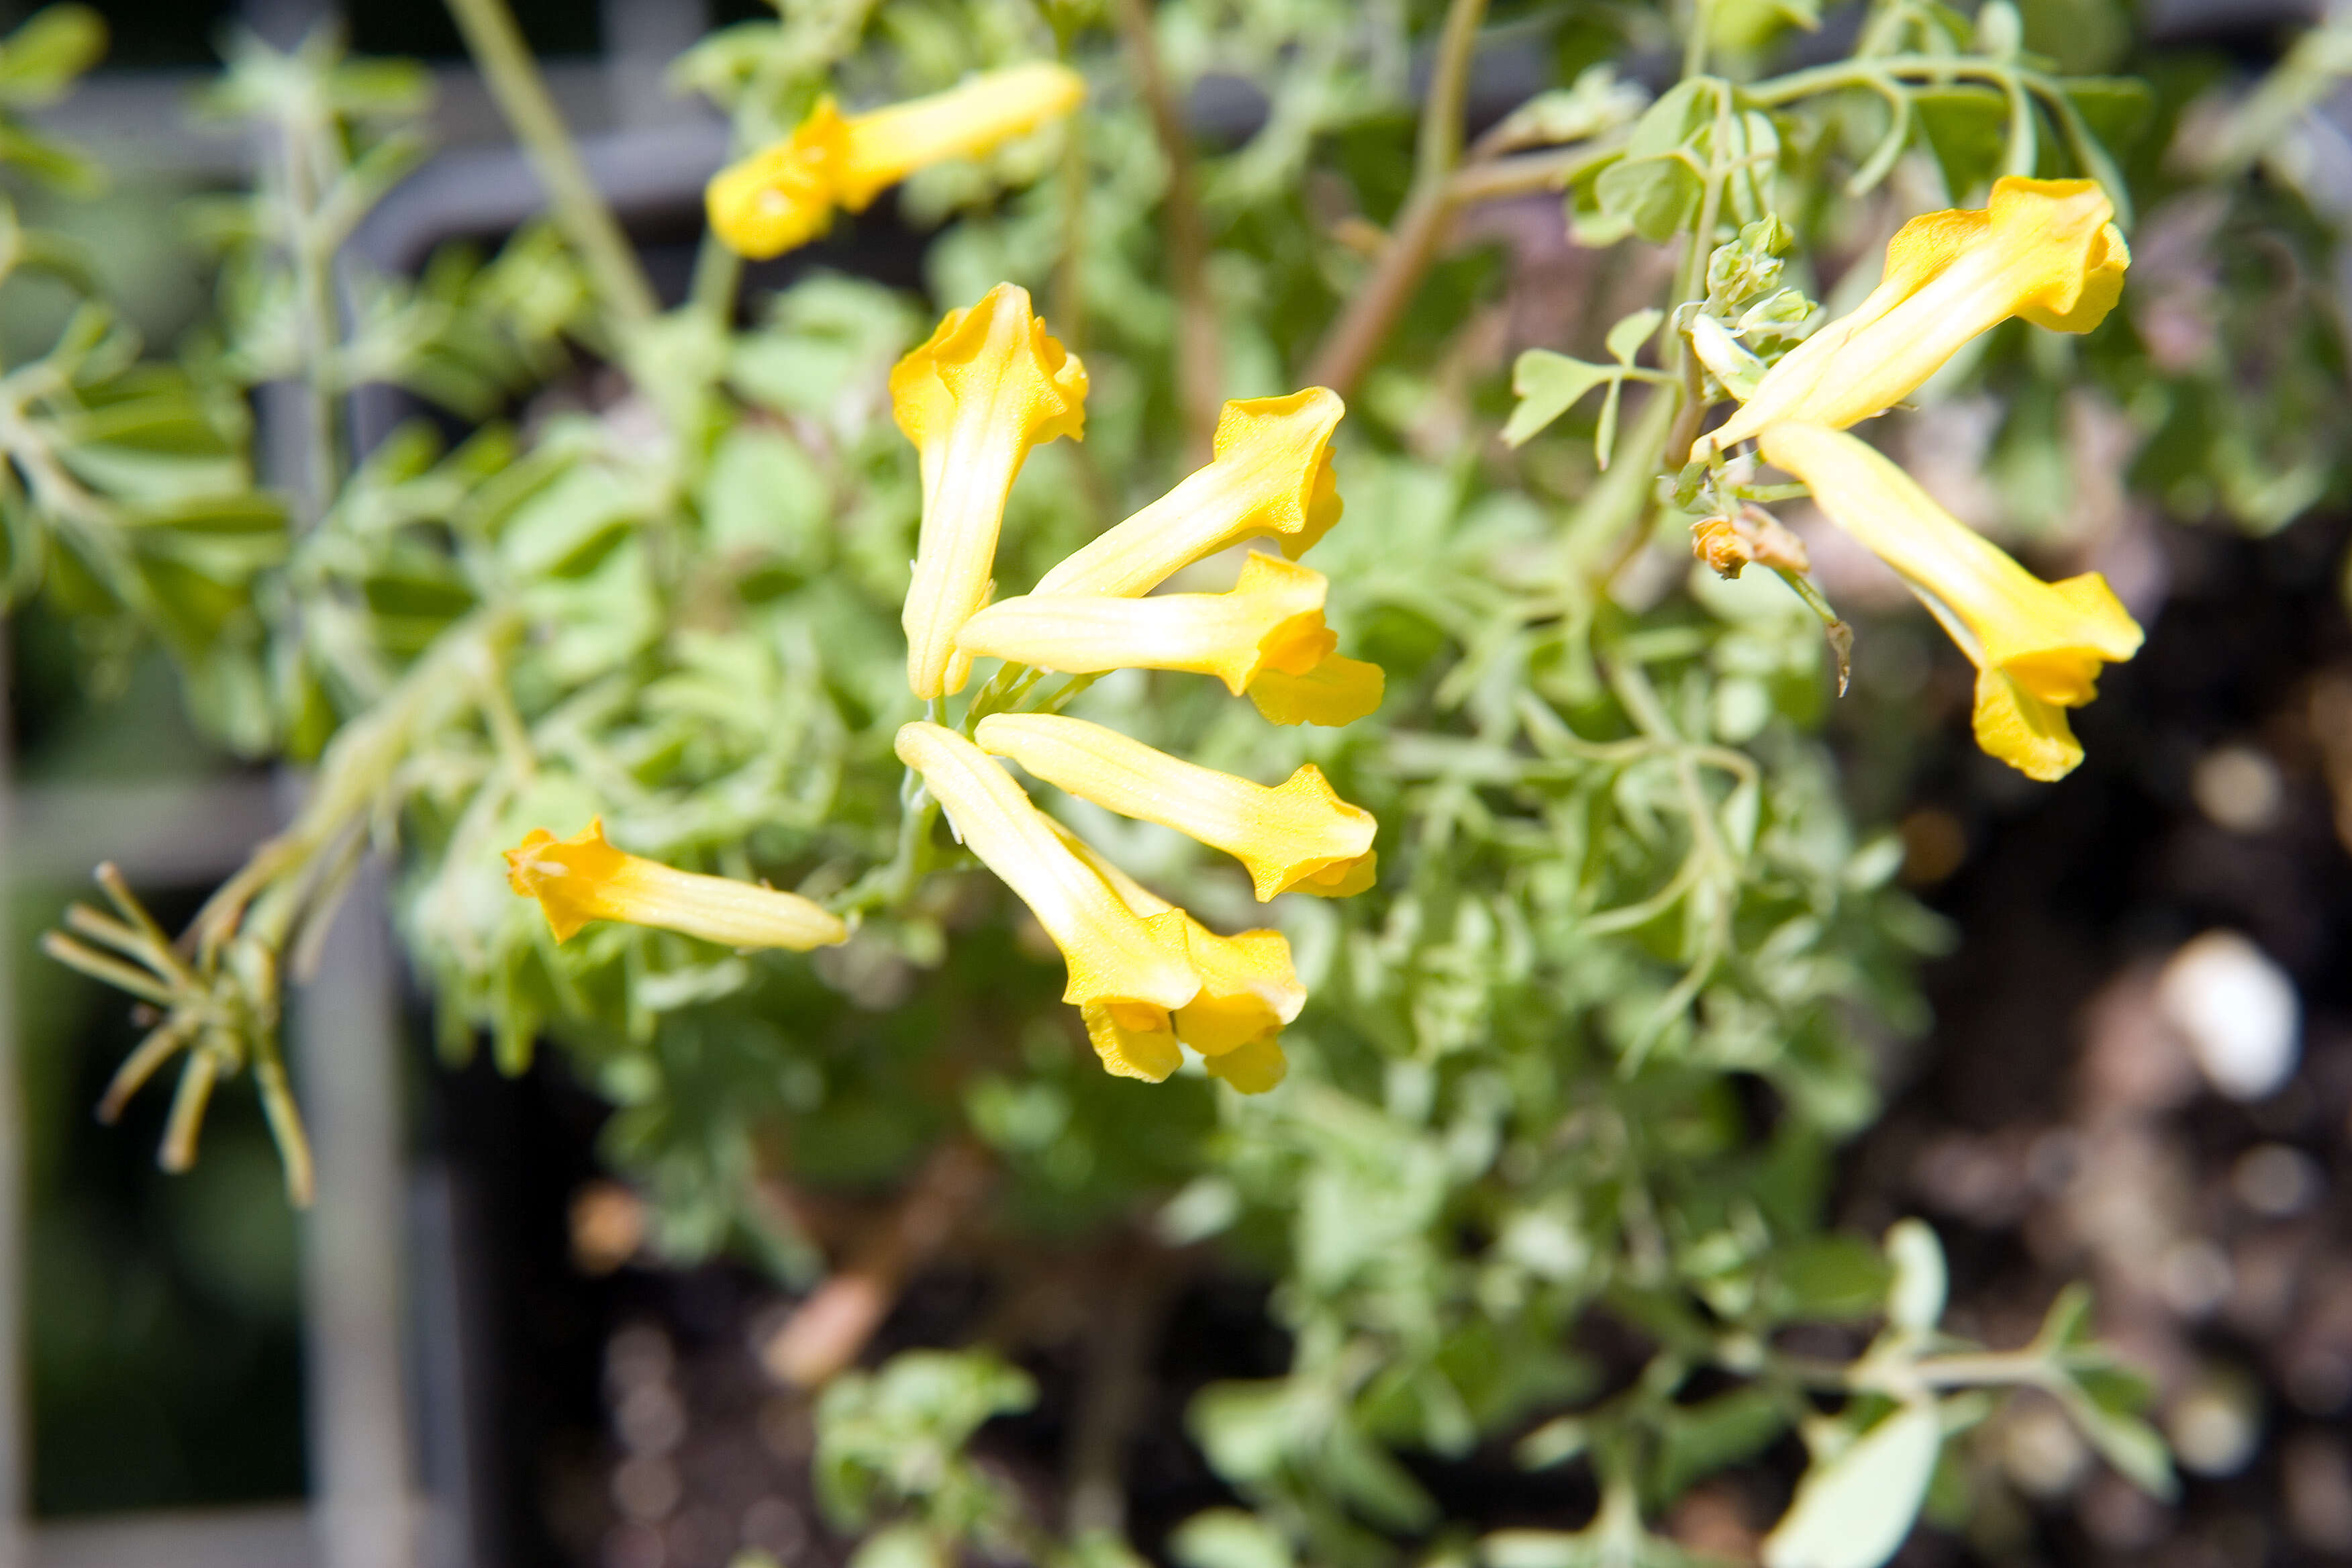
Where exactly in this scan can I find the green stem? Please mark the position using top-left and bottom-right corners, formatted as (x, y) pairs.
(1416, 0), (1491, 185)
(688, 234), (742, 330)
(442, 0), (660, 330)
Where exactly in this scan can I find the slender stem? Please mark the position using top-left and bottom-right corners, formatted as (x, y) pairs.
(1306, 0), (1488, 395)
(1308, 185), (1452, 398)
(1309, 137), (1626, 397)
(1112, 0), (1222, 464)
(1416, 0), (1491, 182)
(1446, 139), (1622, 204)
(281, 96), (344, 526)
(688, 235), (742, 330)
(442, 0), (660, 329)
(1682, 0), (1714, 80)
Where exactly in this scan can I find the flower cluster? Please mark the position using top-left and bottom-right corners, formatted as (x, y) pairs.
(1698, 177), (2143, 781)
(507, 281), (1381, 1094)
(705, 63), (1086, 259)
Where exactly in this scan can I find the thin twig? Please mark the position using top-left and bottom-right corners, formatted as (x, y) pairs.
(1306, 0), (1489, 396)
(1112, 0), (1222, 463)
(442, 0), (660, 328)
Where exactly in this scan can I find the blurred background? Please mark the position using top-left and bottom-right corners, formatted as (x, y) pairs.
(1, 1), (2349, 1567)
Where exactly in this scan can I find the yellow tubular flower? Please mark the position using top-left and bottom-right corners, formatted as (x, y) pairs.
(958, 550), (1362, 702)
(1759, 424), (2143, 781)
(893, 722), (1202, 1081)
(505, 820), (848, 950)
(1049, 821), (1304, 1074)
(1031, 389), (1346, 598)
(975, 713), (1377, 901)
(706, 63), (1087, 259)
(1706, 177), (2129, 453)
(892, 285), (1087, 700)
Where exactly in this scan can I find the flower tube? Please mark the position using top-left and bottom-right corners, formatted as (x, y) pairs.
(893, 722), (1201, 1080)
(975, 713), (1377, 900)
(706, 62), (1087, 259)
(1706, 178), (2128, 453)
(1759, 423), (2143, 781)
(893, 285), (1087, 699)
(505, 820), (848, 950)
(1032, 389), (1345, 598)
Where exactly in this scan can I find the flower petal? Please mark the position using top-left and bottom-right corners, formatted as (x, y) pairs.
(1709, 178), (2126, 451)
(1759, 423), (2141, 779)
(503, 818), (847, 950)
(1203, 1036), (1288, 1093)
(892, 285), (1087, 699)
(957, 550), (1331, 693)
(1246, 654), (1385, 727)
(893, 721), (1197, 1012)
(974, 712), (1377, 901)
(704, 65), (1085, 260)
(1033, 388), (1344, 598)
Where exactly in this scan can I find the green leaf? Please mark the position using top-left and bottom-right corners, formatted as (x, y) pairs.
(0, 5), (106, 105)
(1653, 1385), (1789, 1504)
(2059, 77), (2155, 151)
(1482, 1531), (1598, 1568)
(1912, 87), (2009, 200)
(1763, 1403), (1943, 1568)
(1606, 308), (1665, 366)
(0, 119), (101, 194)
(2058, 1385), (2175, 1500)
(1883, 1219), (1947, 1332)
(1189, 1380), (1293, 1484)
(1169, 1510), (1295, 1568)
(1765, 1234), (1892, 1322)
(848, 1524), (946, 1568)
(1503, 351), (1614, 448)
(1594, 379), (1624, 471)
(1591, 155), (1704, 245)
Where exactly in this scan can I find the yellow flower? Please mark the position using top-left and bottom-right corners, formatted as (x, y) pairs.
(892, 284), (1088, 700)
(953, 551), (1384, 727)
(1049, 820), (1304, 1071)
(893, 721), (1202, 1080)
(1707, 177), (2128, 453)
(706, 63), (1087, 259)
(505, 819), (848, 950)
(1032, 388), (1345, 598)
(1759, 423), (2143, 781)
(973, 713), (1377, 901)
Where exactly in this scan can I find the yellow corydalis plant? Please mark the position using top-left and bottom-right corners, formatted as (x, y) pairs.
(705, 62), (1086, 259)
(501, 284), (1377, 1095)
(954, 550), (1383, 727)
(1705, 177), (2128, 452)
(1761, 423), (2143, 781)
(975, 714), (1377, 901)
(893, 282), (1088, 699)
(505, 819), (849, 950)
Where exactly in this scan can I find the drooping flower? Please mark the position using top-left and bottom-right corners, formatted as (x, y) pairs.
(892, 283), (1087, 700)
(1047, 821), (1303, 1092)
(1705, 177), (2129, 454)
(953, 550), (1383, 726)
(1759, 422), (2143, 781)
(973, 713), (1377, 901)
(505, 819), (848, 950)
(893, 721), (1204, 1081)
(706, 63), (1087, 259)
(1032, 389), (1345, 598)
